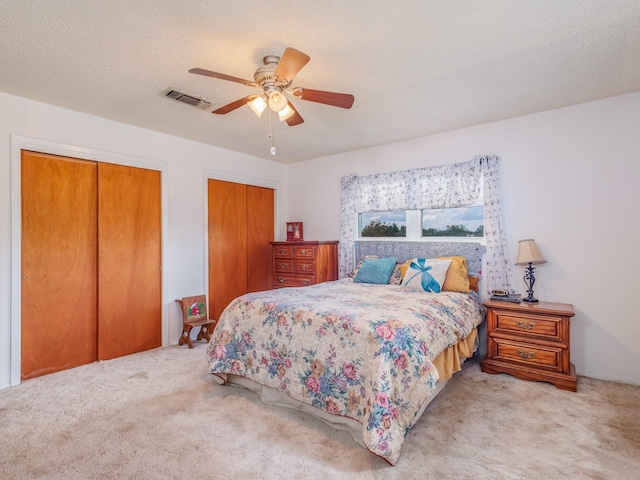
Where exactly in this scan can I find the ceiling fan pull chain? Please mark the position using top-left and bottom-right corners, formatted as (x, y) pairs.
(269, 110), (276, 155)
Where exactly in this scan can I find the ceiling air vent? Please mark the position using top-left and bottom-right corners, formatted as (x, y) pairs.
(162, 88), (212, 110)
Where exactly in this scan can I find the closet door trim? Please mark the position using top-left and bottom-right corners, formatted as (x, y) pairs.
(9, 135), (169, 386)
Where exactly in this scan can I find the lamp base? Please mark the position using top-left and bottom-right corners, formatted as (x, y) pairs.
(522, 264), (539, 303)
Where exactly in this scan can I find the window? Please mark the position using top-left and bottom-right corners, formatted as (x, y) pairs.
(359, 211), (406, 237)
(359, 204), (484, 241)
(421, 204), (484, 238)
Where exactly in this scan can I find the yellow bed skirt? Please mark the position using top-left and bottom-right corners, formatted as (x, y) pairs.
(432, 328), (478, 382)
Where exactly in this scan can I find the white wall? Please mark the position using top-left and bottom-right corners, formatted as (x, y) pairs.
(3, 90), (638, 387)
(0, 91), (286, 388)
(286, 92), (640, 386)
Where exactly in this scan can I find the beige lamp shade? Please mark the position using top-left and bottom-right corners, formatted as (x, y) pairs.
(515, 239), (547, 265)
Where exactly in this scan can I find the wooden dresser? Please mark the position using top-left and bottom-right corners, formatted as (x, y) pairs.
(480, 300), (577, 391)
(271, 241), (339, 289)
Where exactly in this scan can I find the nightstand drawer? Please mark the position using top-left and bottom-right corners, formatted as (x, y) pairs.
(494, 311), (562, 341)
(494, 339), (562, 371)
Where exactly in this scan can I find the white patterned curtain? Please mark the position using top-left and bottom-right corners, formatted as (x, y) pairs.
(339, 155), (515, 294)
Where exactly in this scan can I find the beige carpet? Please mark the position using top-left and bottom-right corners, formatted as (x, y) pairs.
(0, 345), (638, 480)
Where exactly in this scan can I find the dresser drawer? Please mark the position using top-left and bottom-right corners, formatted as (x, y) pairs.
(274, 274), (316, 288)
(294, 261), (315, 274)
(494, 311), (563, 342)
(274, 259), (294, 273)
(494, 339), (562, 371)
(293, 246), (315, 259)
(274, 245), (294, 258)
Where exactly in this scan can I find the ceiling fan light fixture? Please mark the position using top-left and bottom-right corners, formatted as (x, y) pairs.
(189, 46), (354, 133)
(247, 96), (267, 117)
(278, 104), (295, 121)
(267, 91), (288, 112)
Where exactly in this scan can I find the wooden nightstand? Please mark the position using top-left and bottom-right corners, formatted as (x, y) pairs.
(480, 300), (577, 391)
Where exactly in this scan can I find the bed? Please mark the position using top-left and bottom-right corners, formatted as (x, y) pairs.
(206, 241), (486, 465)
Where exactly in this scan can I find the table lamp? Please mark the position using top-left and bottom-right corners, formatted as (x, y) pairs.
(515, 239), (547, 303)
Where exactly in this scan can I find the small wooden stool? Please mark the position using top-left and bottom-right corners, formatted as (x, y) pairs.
(175, 295), (216, 348)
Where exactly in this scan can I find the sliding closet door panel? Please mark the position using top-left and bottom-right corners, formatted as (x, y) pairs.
(208, 179), (247, 320)
(98, 163), (161, 360)
(245, 185), (274, 293)
(21, 151), (98, 380)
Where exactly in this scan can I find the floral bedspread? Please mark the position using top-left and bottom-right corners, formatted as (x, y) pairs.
(206, 279), (484, 464)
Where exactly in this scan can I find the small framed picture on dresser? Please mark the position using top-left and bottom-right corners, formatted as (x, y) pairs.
(286, 222), (303, 241)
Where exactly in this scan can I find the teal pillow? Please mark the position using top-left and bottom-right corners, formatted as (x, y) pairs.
(353, 257), (397, 284)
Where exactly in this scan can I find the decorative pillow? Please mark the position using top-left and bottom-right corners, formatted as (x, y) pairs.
(388, 262), (404, 285)
(353, 256), (397, 284)
(348, 255), (379, 278)
(400, 258), (453, 293)
(437, 256), (470, 293)
(468, 275), (480, 292)
(399, 261), (410, 279)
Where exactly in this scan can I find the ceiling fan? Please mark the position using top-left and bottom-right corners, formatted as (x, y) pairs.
(189, 47), (354, 127)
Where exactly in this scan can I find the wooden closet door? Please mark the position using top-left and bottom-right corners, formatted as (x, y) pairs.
(245, 185), (274, 293)
(208, 179), (247, 320)
(21, 151), (98, 380)
(97, 163), (161, 360)
(208, 180), (274, 320)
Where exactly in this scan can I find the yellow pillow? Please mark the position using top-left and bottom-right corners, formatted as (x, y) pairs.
(468, 275), (479, 292)
(437, 256), (470, 293)
(399, 262), (410, 279)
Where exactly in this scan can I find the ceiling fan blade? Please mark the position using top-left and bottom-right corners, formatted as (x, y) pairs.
(274, 48), (310, 83)
(189, 68), (256, 87)
(212, 96), (255, 114)
(292, 88), (354, 109)
(285, 102), (304, 126)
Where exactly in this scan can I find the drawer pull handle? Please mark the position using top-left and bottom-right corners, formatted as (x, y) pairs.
(300, 249), (308, 255)
(279, 249), (287, 255)
(278, 263), (287, 269)
(517, 349), (536, 360)
(516, 320), (536, 330)
(300, 264), (310, 270)
(302, 279), (310, 285)
(277, 277), (285, 283)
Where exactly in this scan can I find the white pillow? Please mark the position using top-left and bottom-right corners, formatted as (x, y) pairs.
(400, 258), (453, 293)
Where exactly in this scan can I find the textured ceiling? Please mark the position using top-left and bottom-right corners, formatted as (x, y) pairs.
(2, 1), (639, 164)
